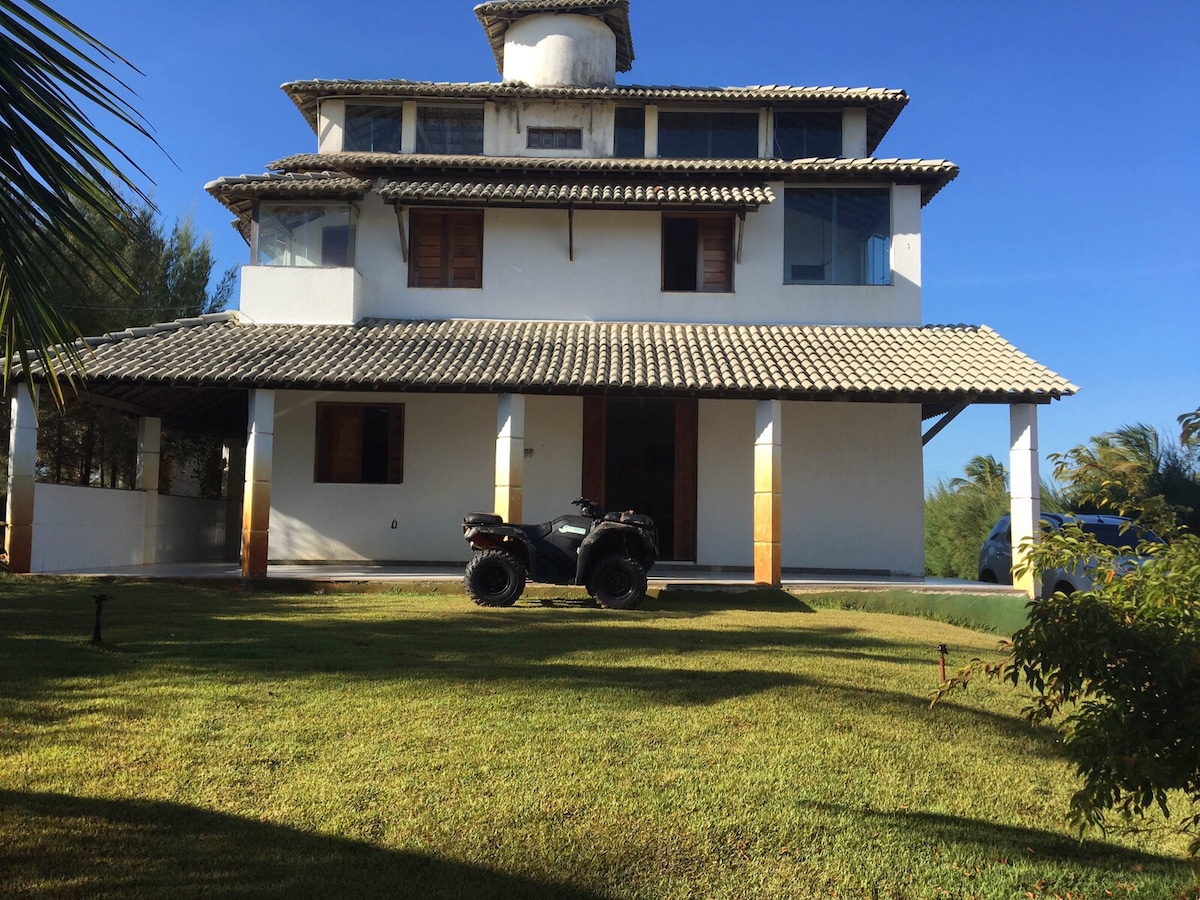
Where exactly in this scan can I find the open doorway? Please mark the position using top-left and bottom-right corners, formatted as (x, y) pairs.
(582, 397), (697, 561)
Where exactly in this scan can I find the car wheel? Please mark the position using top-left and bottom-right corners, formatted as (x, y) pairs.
(979, 569), (998, 583)
(1053, 580), (1076, 596)
(464, 550), (526, 607)
(588, 556), (647, 610)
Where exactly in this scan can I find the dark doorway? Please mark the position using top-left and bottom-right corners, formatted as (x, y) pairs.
(582, 397), (697, 560)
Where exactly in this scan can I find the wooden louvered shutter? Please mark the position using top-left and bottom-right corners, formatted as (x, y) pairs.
(316, 405), (363, 483)
(699, 216), (733, 292)
(386, 406), (406, 483)
(409, 211), (445, 287)
(446, 212), (483, 288)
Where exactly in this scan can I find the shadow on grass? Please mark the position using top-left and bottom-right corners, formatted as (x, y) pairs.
(802, 799), (1194, 884)
(0, 579), (1055, 754)
(0, 789), (603, 900)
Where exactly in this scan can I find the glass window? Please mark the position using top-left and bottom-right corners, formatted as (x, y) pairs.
(415, 106), (484, 155)
(315, 404), (404, 484)
(783, 189), (890, 285)
(344, 104), (404, 152)
(255, 205), (355, 267)
(658, 111), (758, 159)
(613, 106), (645, 158)
(773, 111), (842, 159)
(527, 127), (582, 150)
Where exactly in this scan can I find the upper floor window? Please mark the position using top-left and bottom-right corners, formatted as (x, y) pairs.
(663, 214), (734, 293)
(255, 204), (355, 267)
(409, 210), (483, 288)
(613, 106), (645, 158)
(527, 127), (582, 150)
(773, 111), (842, 159)
(415, 106), (484, 155)
(315, 403), (405, 484)
(783, 188), (891, 285)
(344, 104), (404, 152)
(658, 111), (758, 159)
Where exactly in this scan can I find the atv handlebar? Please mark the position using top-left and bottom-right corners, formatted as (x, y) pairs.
(571, 497), (606, 519)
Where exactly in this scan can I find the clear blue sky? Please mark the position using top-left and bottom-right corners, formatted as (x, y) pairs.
(51, 0), (1200, 489)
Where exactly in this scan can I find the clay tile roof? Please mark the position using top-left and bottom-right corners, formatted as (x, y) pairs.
(267, 154), (958, 205)
(280, 80), (908, 153)
(45, 315), (1077, 404)
(474, 1), (634, 74)
(377, 179), (773, 208)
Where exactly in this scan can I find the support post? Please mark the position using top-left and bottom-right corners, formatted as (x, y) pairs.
(5, 383), (38, 573)
(495, 393), (525, 524)
(242, 390), (275, 578)
(136, 416), (162, 565)
(754, 399), (783, 588)
(1010, 404), (1041, 599)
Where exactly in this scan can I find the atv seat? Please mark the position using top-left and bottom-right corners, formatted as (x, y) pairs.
(464, 512), (503, 526)
(604, 511), (654, 528)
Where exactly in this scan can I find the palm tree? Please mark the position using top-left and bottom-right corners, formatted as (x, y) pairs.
(0, 0), (155, 402)
(949, 454), (1007, 493)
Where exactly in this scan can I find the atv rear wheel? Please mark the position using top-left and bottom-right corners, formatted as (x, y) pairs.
(588, 555), (647, 610)
(464, 550), (526, 607)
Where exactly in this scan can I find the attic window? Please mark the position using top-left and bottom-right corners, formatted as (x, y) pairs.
(527, 127), (582, 150)
(344, 104), (404, 152)
(773, 111), (842, 159)
(415, 106), (484, 155)
(658, 111), (758, 159)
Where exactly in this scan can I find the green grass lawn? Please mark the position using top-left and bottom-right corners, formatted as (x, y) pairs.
(1, 580), (1195, 899)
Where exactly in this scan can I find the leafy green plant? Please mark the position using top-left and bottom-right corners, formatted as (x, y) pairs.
(938, 525), (1200, 854)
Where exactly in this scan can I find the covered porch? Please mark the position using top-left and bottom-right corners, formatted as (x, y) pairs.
(5, 314), (1076, 596)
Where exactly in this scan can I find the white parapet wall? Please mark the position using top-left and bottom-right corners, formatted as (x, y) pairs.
(30, 484), (227, 572)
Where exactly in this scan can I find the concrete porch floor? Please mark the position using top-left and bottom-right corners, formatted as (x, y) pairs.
(31, 560), (1020, 594)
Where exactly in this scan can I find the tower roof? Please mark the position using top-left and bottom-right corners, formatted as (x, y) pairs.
(474, 1), (634, 74)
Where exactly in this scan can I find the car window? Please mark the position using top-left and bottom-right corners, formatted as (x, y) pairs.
(1081, 522), (1160, 550)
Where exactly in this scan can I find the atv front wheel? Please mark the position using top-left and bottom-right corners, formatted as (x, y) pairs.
(464, 550), (526, 607)
(588, 555), (647, 610)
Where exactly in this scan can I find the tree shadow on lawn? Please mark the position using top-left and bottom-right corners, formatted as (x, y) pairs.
(800, 799), (1194, 887)
(0, 789), (603, 900)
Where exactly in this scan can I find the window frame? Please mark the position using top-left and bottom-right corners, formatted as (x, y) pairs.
(661, 213), (735, 293)
(526, 127), (583, 150)
(407, 209), (484, 289)
(782, 187), (892, 286)
(772, 110), (843, 159)
(656, 109), (760, 159)
(343, 103), (405, 153)
(252, 202), (357, 268)
(414, 104), (485, 155)
(314, 403), (405, 485)
(613, 106), (646, 158)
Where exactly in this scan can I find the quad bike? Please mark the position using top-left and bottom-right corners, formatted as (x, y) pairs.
(462, 498), (657, 609)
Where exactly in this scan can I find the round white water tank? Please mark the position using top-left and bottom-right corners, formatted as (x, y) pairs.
(502, 14), (617, 87)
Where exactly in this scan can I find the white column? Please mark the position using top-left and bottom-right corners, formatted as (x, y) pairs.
(5, 384), (38, 573)
(136, 416), (162, 565)
(1010, 404), (1041, 598)
(242, 390), (275, 578)
(495, 393), (525, 524)
(754, 399), (783, 588)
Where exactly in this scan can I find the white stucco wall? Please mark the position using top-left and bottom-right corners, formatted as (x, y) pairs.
(299, 186), (921, 327)
(502, 14), (617, 87)
(781, 402), (924, 575)
(490, 100), (612, 158)
(28, 486), (227, 572)
(266, 391), (584, 562)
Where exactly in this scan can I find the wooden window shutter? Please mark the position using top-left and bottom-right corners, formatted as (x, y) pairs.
(447, 212), (483, 288)
(386, 406), (405, 484)
(699, 217), (733, 292)
(409, 211), (445, 287)
(316, 405), (363, 483)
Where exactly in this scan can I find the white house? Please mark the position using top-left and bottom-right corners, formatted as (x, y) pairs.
(5, 0), (1075, 593)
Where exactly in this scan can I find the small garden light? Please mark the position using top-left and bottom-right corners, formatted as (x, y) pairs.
(937, 643), (948, 683)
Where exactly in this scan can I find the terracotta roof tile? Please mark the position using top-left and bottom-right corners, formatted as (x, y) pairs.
(376, 179), (773, 208)
(49, 315), (1076, 403)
